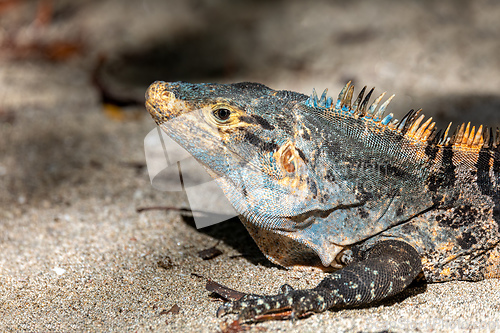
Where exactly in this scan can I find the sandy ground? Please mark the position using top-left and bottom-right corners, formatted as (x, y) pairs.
(1, 0), (500, 332)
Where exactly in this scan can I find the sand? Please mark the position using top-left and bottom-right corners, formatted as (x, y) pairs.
(1, 0), (500, 331)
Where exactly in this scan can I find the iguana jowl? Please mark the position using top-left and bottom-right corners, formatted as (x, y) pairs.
(145, 80), (500, 322)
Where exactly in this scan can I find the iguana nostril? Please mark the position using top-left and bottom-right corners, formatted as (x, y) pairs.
(161, 91), (174, 101)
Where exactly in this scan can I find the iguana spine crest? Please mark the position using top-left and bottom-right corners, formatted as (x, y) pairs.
(307, 81), (495, 151)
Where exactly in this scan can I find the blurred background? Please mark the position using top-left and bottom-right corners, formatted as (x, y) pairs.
(1, 0), (500, 331)
(3, 0), (500, 204)
(2, 0), (500, 205)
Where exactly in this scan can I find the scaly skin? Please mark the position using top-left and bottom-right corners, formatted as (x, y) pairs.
(145, 81), (500, 322)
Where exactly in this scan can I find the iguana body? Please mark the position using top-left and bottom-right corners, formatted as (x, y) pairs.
(145, 81), (500, 321)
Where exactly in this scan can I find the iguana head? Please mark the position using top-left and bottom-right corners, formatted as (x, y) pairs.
(145, 81), (464, 270)
(145, 81), (320, 192)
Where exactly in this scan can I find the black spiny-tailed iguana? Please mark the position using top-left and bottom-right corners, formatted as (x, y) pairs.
(145, 80), (500, 322)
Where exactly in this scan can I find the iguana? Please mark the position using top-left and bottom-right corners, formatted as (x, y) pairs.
(145, 80), (500, 322)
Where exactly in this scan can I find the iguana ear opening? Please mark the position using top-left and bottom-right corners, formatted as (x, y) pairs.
(281, 146), (297, 173)
(274, 140), (304, 176)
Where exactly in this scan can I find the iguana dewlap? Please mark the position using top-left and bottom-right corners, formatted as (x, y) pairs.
(145, 80), (500, 322)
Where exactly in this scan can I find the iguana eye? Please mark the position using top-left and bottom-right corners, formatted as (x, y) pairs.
(212, 108), (231, 122)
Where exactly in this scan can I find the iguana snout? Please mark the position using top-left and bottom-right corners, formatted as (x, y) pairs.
(145, 81), (190, 125)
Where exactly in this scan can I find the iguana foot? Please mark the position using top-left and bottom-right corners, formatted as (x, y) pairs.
(217, 284), (329, 322)
(215, 240), (422, 322)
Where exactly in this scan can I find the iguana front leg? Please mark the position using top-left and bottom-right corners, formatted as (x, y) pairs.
(217, 240), (422, 322)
